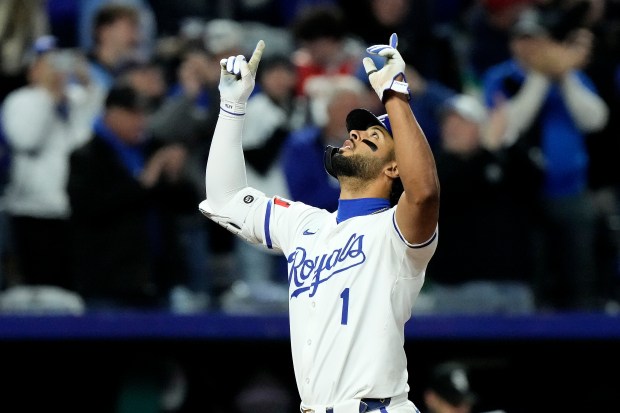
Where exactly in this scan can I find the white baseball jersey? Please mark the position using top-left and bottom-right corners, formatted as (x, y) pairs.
(206, 189), (437, 410)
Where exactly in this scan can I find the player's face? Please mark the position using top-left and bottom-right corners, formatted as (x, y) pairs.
(105, 107), (148, 144)
(331, 125), (394, 179)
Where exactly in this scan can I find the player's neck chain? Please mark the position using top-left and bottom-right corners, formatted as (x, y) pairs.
(336, 198), (391, 223)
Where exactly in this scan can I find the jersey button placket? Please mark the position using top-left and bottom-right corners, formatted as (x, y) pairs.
(302, 296), (319, 393)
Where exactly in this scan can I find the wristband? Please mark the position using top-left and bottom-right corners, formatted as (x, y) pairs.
(389, 80), (411, 100)
(219, 99), (246, 119)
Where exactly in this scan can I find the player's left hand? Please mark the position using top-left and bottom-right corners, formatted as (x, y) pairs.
(219, 39), (265, 115)
(364, 33), (410, 102)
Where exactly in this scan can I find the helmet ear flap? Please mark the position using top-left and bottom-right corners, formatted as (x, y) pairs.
(323, 145), (340, 179)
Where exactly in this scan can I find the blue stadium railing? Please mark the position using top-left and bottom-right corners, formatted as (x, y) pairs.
(1, 311), (619, 340)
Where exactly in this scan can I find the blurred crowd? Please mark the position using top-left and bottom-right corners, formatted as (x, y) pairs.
(0, 0), (619, 316)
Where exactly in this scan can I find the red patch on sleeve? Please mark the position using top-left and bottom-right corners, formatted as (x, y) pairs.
(274, 197), (290, 208)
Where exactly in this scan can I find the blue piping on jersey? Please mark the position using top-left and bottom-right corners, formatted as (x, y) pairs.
(336, 198), (391, 223)
(392, 212), (437, 248)
(264, 200), (273, 249)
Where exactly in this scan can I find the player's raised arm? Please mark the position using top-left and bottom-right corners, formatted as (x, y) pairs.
(204, 40), (265, 212)
(365, 33), (439, 244)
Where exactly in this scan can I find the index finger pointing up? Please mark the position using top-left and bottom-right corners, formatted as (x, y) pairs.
(247, 40), (265, 77)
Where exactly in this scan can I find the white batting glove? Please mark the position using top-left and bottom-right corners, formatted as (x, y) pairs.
(219, 40), (265, 119)
(363, 33), (410, 102)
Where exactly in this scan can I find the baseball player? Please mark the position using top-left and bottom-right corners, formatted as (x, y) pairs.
(200, 33), (439, 413)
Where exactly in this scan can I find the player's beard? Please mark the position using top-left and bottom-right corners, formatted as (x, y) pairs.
(331, 152), (385, 180)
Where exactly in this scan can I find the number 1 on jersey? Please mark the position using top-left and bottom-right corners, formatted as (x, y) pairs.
(340, 288), (349, 325)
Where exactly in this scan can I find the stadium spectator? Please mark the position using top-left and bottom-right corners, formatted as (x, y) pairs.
(423, 361), (478, 413)
(220, 54), (306, 314)
(67, 84), (198, 310)
(419, 94), (537, 314)
(0, 0), (49, 103)
(481, 5), (609, 310)
(1, 35), (102, 291)
(86, 3), (142, 91)
(282, 75), (372, 212)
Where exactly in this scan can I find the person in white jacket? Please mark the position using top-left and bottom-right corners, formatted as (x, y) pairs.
(1, 35), (104, 290)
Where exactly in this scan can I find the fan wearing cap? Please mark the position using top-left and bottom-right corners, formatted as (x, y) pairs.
(419, 93), (539, 315)
(282, 75), (372, 213)
(66, 83), (199, 309)
(423, 362), (478, 413)
(201, 33), (439, 413)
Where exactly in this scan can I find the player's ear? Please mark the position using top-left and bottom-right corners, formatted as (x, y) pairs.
(384, 162), (399, 179)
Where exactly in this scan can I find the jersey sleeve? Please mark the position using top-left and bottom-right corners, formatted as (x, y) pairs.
(389, 208), (439, 277)
(261, 195), (318, 254)
(200, 187), (317, 255)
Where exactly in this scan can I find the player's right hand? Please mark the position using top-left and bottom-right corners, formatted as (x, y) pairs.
(218, 40), (265, 115)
